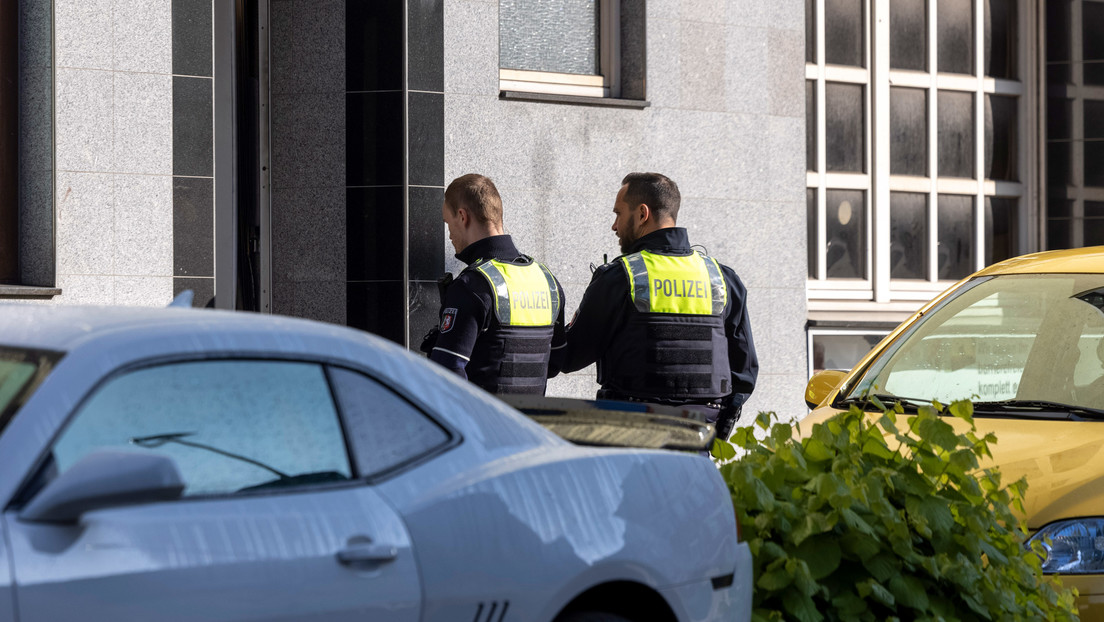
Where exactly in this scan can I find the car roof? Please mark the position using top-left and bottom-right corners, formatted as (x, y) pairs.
(976, 245), (1104, 276)
(0, 303), (360, 352)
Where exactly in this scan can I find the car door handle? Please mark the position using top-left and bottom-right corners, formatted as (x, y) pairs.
(336, 541), (398, 566)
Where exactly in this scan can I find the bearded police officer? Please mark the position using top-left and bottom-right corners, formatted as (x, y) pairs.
(549, 172), (758, 439)
(422, 174), (566, 394)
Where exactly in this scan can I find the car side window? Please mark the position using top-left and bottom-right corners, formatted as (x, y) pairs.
(50, 360), (352, 496)
(327, 366), (450, 476)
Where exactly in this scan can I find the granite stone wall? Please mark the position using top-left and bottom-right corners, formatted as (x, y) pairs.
(442, 0), (810, 417)
(49, 0), (213, 307)
(53, 0), (172, 305)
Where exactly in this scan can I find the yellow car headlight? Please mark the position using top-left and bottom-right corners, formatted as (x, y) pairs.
(1029, 519), (1104, 574)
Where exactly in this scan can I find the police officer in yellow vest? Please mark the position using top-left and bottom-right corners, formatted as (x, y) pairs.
(422, 174), (566, 394)
(549, 172), (758, 438)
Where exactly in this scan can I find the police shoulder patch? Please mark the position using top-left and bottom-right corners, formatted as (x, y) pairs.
(440, 307), (458, 333)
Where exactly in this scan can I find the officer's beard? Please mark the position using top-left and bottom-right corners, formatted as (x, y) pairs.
(619, 222), (642, 254)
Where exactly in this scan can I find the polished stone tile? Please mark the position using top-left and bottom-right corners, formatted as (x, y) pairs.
(409, 186), (446, 280)
(409, 92), (444, 187)
(55, 0), (113, 70)
(55, 274), (116, 305)
(56, 68), (114, 173)
(174, 276), (215, 307)
(115, 174), (173, 276)
(271, 186), (346, 282)
(114, 72), (173, 175)
(173, 177), (214, 277)
(679, 21), (726, 112)
(272, 280), (347, 325)
(18, 173), (55, 286)
(347, 281), (404, 343)
(172, 0), (212, 76)
(725, 26), (769, 114)
(407, 279), (440, 347)
(443, 0), (498, 96)
(409, 0), (443, 92)
(272, 92), (346, 189)
(173, 76), (214, 176)
(346, 0), (403, 91)
(768, 28), (805, 118)
(271, 0), (344, 94)
(114, 0), (172, 74)
(18, 66), (54, 173)
(347, 186), (404, 281)
(55, 172), (115, 276)
(346, 91), (403, 186)
(115, 276), (174, 306)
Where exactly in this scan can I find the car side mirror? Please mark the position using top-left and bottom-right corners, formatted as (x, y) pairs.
(805, 369), (849, 409)
(20, 450), (185, 524)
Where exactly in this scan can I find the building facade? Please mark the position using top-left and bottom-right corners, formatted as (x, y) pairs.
(0, 0), (811, 416)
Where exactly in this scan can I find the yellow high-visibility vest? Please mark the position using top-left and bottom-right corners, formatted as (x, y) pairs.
(475, 259), (560, 326)
(620, 250), (727, 315)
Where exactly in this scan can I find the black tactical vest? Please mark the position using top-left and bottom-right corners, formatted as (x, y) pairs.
(598, 250), (731, 401)
(462, 257), (560, 395)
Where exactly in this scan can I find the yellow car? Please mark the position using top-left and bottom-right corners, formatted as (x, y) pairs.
(803, 247), (1104, 619)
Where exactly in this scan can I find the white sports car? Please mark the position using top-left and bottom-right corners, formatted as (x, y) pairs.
(0, 304), (751, 622)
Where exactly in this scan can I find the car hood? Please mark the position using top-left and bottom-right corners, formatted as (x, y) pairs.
(804, 406), (1104, 529)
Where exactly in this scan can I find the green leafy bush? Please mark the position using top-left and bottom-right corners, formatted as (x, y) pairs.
(716, 401), (1079, 621)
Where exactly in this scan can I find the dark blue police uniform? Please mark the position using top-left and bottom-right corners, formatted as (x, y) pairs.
(550, 227), (757, 418)
(428, 235), (567, 395)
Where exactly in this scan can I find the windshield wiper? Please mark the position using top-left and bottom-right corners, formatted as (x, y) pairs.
(971, 400), (1104, 421)
(837, 393), (928, 411)
(130, 432), (291, 480)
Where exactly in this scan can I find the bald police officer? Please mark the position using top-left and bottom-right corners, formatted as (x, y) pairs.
(549, 172), (758, 438)
(422, 174), (566, 395)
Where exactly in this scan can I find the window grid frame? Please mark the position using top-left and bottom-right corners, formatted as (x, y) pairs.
(807, 0), (1029, 303)
(1044, 0), (1104, 249)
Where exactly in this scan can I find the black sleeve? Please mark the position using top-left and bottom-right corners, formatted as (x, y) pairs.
(549, 278), (568, 365)
(428, 273), (491, 378)
(549, 263), (627, 376)
(721, 266), (758, 407)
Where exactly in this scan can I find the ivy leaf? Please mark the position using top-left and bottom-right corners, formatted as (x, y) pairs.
(948, 399), (974, 424)
(757, 565), (793, 591)
(795, 535), (842, 580)
(711, 438), (737, 461)
(856, 578), (896, 607)
(781, 592), (823, 622)
(751, 479), (777, 511)
(840, 507), (877, 536)
(862, 553), (899, 583)
(804, 437), (834, 462)
(915, 416), (959, 452)
(888, 574), (929, 610)
(905, 494), (955, 534)
(839, 532), (881, 561)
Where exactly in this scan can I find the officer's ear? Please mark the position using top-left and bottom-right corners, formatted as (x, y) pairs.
(636, 202), (652, 224)
(456, 206), (472, 228)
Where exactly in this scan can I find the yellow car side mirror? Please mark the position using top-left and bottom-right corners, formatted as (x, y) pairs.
(805, 369), (849, 409)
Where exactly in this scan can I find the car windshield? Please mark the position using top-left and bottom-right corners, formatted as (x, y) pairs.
(0, 347), (61, 434)
(845, 273), (1104, 411)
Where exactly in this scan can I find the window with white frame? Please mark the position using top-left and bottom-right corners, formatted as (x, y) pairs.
(807, 0), (1027, 304)
(1046, 0), (1104, 249)
(809, 328), (891, 375)
(499, 0), (620, 98)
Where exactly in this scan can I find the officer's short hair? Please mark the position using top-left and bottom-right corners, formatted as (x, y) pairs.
(445, 174), (503, 226)
(621, 172), (680, 223)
